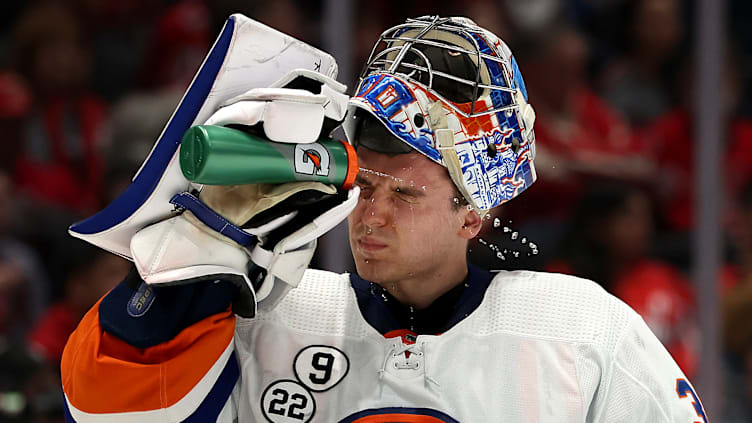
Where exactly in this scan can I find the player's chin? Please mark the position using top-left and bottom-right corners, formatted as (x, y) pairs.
(354, 260), (391, 284)
(353, 252), (379, 268)
(353, 254), (385, 277)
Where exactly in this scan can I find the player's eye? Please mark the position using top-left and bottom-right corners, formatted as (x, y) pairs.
(354, 179), (374, 199)
(394, 187), (418, 204)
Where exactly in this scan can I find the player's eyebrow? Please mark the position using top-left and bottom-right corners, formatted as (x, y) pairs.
(354, 174), (372, 186)
(394, 184), (426, 198)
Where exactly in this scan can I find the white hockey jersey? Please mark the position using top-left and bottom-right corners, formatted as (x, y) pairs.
(62, 269), (708, 422)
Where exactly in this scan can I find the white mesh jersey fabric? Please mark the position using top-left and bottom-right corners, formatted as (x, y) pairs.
(463, 270), (633, 347)
(230, 269), (702, 422)
(237, 269), (372, 338)
(590, 317), (706, 422)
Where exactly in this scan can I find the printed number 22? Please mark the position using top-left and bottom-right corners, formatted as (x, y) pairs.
(268, 389), (307, 420)
(676, 379), (708, 423)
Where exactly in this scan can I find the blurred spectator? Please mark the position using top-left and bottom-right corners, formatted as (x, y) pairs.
(599, 0), (684, 126)
(0, 171), (50, 345)
(28, 241), (128, 365)
(723, 181), (752, 422)
(504, 24), (654, 240)
(106, 0), (212, 177)
(502, 0), (561, 37)
(9, 2), (109, 215)
(726, 119), (752, 212)
(0, 341), (40, 422)
(76, 0), (163, 101)
(0, 71), (32, 172)
(641, 53), (745, 233)
(0, 169), (52, 422)
(726, 181), (752, 289)
(723, 287), (752, 421)
(139, 0), (211, 92)
(547, 184), (698, 377)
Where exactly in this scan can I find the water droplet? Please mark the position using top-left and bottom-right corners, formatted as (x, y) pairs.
(493, 218), (501, 228)
(521, 237), (527, 244)
(511, 231), (519, 240)
(365, 259), (370, 264)
(512, 251), (520, 258)
(478, 238), (488, 245)
(421, 185), (426, 191)
(496, 252), (505, 259)
(503, 226), (511, 233)
(528, 242), (537, 249)
(453, 197), (460, 205)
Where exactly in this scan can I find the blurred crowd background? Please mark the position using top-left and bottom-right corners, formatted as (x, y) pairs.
(0, 0), (750, 421)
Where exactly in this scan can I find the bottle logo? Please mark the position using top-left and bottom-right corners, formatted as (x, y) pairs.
(295, 143), (330, 177)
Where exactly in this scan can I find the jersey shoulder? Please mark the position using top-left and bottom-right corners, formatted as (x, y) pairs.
(467, 270), (639, 351)
(240, 269), (370, 338)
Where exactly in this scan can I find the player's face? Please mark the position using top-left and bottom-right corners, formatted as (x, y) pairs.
(348, 147), (476, 285)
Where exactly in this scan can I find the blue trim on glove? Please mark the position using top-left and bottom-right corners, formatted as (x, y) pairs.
(170, 192), (257, 247)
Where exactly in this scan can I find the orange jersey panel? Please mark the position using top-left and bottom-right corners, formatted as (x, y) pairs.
(61, 298), (235, 414)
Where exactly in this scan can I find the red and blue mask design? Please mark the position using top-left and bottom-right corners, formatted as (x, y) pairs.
(344, 16), (537, 212)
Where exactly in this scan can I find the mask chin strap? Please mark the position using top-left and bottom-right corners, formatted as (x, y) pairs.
(429, 101), (490, 219)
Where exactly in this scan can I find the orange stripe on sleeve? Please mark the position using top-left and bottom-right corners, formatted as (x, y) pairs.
(61, 298), (236, 414)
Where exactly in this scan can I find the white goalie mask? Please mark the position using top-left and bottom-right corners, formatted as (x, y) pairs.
(343, 16), (537, 214)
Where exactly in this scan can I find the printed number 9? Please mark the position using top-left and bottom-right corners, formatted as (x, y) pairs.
(268, 388), (308, 420)
(676, 379), (708, 423)
(309, 352), (334, 384)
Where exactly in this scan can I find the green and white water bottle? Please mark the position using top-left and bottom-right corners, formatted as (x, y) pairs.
(180, 125), (358, 189)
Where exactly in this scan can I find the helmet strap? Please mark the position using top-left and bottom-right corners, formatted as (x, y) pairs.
(436, 129), (488, 218)
(429, 100), (488, 218)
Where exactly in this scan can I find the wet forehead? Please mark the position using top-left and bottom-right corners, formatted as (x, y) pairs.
(355, 147), (449, 187)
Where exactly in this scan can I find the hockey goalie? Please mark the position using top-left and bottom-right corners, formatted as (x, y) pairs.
(61, 14), (708, 423)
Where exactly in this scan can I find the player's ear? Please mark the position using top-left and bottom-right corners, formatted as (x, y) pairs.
(458, 208), (482, 239)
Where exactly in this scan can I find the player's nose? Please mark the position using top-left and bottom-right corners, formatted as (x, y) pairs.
(359, 190), (391, 228)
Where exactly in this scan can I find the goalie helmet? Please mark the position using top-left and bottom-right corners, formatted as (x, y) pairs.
(343, 16), (537, 213)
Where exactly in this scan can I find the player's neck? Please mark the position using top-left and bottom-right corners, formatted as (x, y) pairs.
(385, 260), (469, 310)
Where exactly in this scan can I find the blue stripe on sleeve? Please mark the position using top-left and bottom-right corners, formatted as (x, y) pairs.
(183, 351), (240, 422)
(63, 395), (77, 423)
(63, 351), (239, 423)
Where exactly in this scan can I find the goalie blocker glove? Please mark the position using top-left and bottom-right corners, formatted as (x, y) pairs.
(129, 69), (358, 317)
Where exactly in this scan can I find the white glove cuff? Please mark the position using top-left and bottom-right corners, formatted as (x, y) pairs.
(204, 88), (327, 143)
(275, 186), (359, 254)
